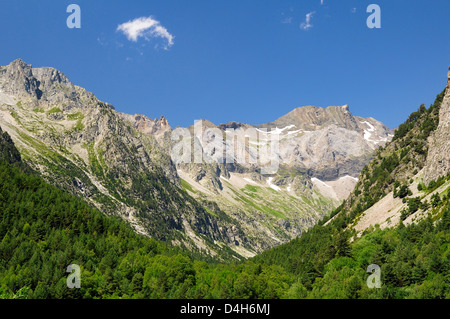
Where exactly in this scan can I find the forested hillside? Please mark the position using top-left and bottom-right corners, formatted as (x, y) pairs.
(0, 126), (293, 298)
(252, 203), (449, 298)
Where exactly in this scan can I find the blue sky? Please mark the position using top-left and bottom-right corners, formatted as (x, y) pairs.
(0, 0), (449, 129)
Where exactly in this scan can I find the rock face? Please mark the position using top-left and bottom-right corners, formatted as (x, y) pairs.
(177, 104), (392, 192)
(423, 66), (450, 184)
(259, 105), (392, 179)
(119, 113), (170, 136)
(0, 59), (42, 99)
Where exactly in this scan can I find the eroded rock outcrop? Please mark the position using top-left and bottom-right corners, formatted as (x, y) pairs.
(423, 66), (450, 184)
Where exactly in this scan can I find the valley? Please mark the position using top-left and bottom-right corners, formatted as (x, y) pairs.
(0, 59), (449, 300)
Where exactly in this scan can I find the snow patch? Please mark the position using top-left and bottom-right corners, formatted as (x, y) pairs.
(362, 121), (375, 132)
(361, 120), (384, 144)
(282, 124), (296, 130)
(362, 120), (375, 142)
(256, 125), (296, 135)
(266, 177), (281, 191)
(287, 129), (311, 135)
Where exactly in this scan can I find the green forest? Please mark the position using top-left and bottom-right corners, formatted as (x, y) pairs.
(0, 93), (449, 299)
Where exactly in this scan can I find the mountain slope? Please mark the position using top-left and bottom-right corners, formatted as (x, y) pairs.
(0, 125), (167, 298)
(324, 67), (449, 234)
(0, 59), (249, 260)
(1, 123), (447, 299)
(0, 126), (297, 299)
(250, 66), (450, 298)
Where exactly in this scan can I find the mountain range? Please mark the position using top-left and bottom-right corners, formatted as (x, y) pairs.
(0, 59), (449, 299)
(0, 59), (394, 259)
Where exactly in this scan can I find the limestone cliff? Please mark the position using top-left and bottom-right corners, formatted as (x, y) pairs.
(423, 66), (450, 184)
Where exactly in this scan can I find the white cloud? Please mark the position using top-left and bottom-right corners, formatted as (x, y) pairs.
(351, 8), (357, 13)
(300, 11), (315, 30)
(320, 0), (324, 5)
(117, 16), (174, 49)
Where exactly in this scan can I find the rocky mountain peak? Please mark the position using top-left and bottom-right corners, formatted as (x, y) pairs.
(8, 58), (29, 70)
(119, 113), (172, 136)
(32, 66), (72, 86)
(159, 115), (170, 130)
(0, 58), (41, 99)
(259, 104), (362, 132)
(0, 58), (82, 106)
(448, 65), (450, 86)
